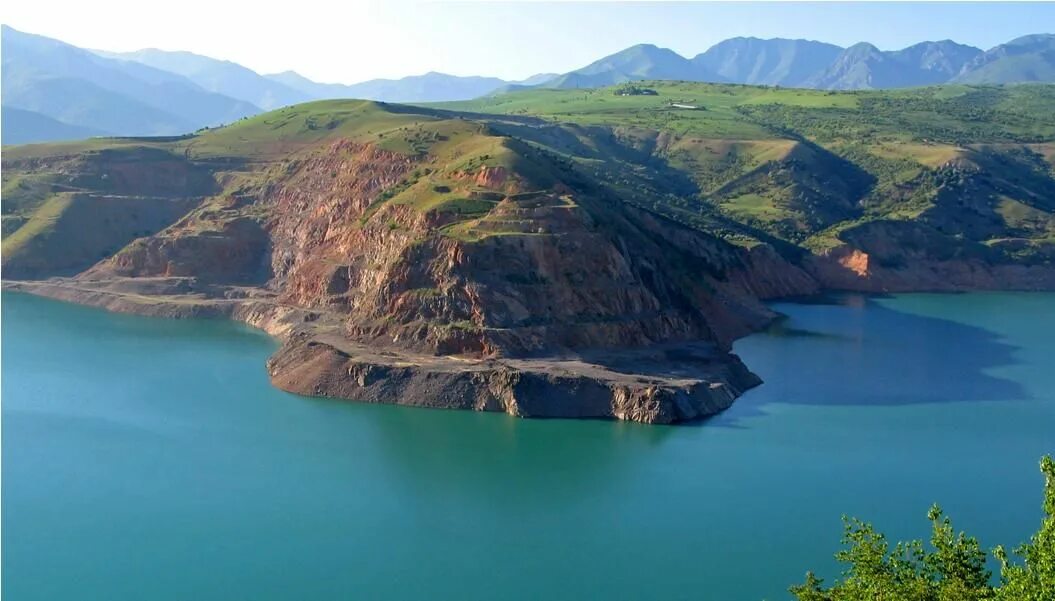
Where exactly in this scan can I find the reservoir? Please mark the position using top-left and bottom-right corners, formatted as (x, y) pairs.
(2, 291), (1052, 600)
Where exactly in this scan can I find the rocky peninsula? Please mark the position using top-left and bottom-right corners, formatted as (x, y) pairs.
(5, 87), (1054, 422)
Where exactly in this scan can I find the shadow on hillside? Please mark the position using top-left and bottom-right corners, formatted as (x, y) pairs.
(701, 292), (1032, 428)
(380, 101), (549, 127)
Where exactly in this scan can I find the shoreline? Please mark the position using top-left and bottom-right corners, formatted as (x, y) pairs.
(8, 275), (1054, 424)
(1, 277), (761, 424)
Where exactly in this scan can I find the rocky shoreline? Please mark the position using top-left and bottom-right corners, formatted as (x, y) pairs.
(7, 264), (1055, 424)
(3, 277), (760, 424)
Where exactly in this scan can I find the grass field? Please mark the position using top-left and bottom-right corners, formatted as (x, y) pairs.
(5, 81), (1055, 271)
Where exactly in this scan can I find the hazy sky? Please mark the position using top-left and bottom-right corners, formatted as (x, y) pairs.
(4, 1), (1054, 83)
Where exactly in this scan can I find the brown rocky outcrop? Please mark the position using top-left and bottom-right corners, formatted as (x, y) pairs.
(266, 335), (758, 424)
(806, 221), (1055, 291)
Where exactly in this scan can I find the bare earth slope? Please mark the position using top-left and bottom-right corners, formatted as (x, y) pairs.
(4, 84), (1055, 423)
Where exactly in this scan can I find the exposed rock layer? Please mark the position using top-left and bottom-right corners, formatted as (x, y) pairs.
(3, 277), (760, 424)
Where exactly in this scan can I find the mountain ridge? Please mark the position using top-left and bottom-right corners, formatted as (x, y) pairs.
(534, 35), (1049, 90)
(953, 33), (1055, 84)
(98, 48), (313, 109)
(540, 43), (726, 88)
(2, 25), (259, 138)
(3, 25), (1055, 145)
(690, 37), (843, 87)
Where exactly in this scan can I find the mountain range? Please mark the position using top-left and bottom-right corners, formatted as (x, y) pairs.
(2, 24), (1054, 145)
(540, 34), (1055, 90)
(2, 26), (259, 143)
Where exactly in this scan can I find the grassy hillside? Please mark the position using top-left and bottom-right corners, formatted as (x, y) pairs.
(5, 82), (1055, 287)
(443, 83), (1055, 142)
(440, 82), (1055, 254)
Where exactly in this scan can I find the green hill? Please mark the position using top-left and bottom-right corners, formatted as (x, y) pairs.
(442, 82), (1055, 258)
(6, 82), (1055, 290)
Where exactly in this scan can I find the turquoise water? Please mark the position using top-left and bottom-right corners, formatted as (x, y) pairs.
(2, 291), (1053, 600)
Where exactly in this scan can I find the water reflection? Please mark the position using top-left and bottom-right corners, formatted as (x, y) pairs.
(298, 394), (675, 510)
(3, 291), (1052, 601)
(720, 293), (1028, 427)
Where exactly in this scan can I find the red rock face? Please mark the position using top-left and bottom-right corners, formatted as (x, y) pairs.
(76, 136), (816, 359)
(804, 220), (1055, 292)
(15, 125), (1051, 368)
(94, 217), (271, 285)
(265, 141), (418, 307)
(252, 138), (804, 357)
(473, 165), (508, 189)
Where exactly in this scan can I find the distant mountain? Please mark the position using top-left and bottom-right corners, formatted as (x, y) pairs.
(533, 36), (1044, 92)
(1, 25), (259, 141)
(4, 25), (1055, 147)
(1, 106), (108, 145)
(515, 73), (560, 86)
(265, 71), (511, 102)
(483, 74), (564, 97)
(99, 48), (312, 109)
(955, 34), (1055, 84)
(891, 41), (983, 84)
(341, 72), (509, 103)
(691, 37), (842, 87)
(265, 70), (350, 98)
(3, 75), (198, 136)
(804, 40), (982, 89)
(542, 44), (723, 89)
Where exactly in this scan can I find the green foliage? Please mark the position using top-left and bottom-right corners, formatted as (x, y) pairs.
(432, 197), (495, 216)
(738, 86), (1055, 146)
(7, 83), (1055, 260)
(613, 84), (658, 96)
(442, 82), (1055, 145)
(1, 193), (74, 256)
(791, 456), (1055, 601)
(994, 456), (1055, 601)
(438, 82), (1055, 250)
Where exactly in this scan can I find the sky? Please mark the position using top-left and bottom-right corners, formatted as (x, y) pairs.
(3, 1), (1054, 84)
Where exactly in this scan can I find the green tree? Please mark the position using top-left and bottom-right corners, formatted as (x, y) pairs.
(790, 456), (1054, 601)
(994, 455), (1055, 601)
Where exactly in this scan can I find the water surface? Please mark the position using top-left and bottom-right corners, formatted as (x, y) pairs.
(3, 291), (1053, 600)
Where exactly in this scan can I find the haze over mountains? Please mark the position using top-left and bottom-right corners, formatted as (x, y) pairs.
(2, 26), (259, 143)
(2, 24), (1054, 145)
(543, 34), (1055, 90)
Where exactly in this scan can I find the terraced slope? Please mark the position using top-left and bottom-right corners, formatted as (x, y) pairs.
(4, 83), (1055, 422)
(445, 82), (1055, 287)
